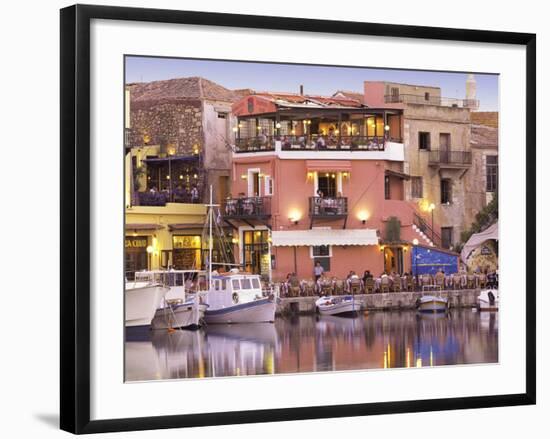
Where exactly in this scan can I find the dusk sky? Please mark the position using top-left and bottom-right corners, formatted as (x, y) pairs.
(126, 56), (499, 111)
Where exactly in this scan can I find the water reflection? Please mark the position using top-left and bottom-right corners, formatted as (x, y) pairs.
(125, 310), (498, 381)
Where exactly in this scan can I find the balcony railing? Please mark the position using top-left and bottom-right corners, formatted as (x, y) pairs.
(384, 94), (479, 109)
(309, 196), (348, 217)
(136, 190), (202, 206)
(428, 150), (472, 166)
(281, 135), (386, 151)
(222, 196), (271, 219)
(413, 212), (441, 248)
(235, 136), (276, 153)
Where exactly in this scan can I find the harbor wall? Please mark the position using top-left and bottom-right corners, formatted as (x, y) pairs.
(276, 289), (480, 315)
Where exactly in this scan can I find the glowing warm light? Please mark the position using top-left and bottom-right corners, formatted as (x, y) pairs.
(143, 134), (151, 144)
(403, 246), (408, 252)
(288, 210), (301, 224)
(429, 203), (436, 211)
(275, 122), (281, 129)
(257, 125), (262, 130)
(307, 171), (314, 179)
(146, 245), (154, 254)
(416, 358), (422, 368)
(357, 211), (369, 223)
(335, 129), (339, 135)
(193, 174), (198, 179)
(231, 237), (239, 244)
(232, 127), (238, 133)
(179, 174), (183, 180)
(379, 245), (385, 252)
(412, 238), (419, 246)
(238, 123), (243, 128)
(166, 175), (170, 180)
(267, 236), (272, 243)
(384, 125), (390, 131)
(240, 174), (247, 180)
(342, 172), (349, 178)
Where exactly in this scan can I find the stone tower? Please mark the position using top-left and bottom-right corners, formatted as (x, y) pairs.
(465, 74), (479, 109)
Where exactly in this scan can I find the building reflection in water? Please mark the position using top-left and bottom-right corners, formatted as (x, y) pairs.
(125, 310), (498, 382)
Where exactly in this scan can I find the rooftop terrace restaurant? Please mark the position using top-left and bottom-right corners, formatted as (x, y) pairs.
(231, 93), (402, 153)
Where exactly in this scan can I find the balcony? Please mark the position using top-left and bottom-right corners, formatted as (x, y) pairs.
(384, 94), (479, 109)
(222, 196), (272, 220)
(235, 136), (276, 153)
(136, 190), (201, 206)
(309, 196), (348, 227)
(428, 150), (472, 167)
(281, 135), (388, 151)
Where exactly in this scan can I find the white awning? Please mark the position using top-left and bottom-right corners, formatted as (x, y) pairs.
(271, 229), (379, 247)
(460, 221), (498, 262)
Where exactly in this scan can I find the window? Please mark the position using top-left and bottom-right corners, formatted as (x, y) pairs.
(317, 173), (337, 197)
(264, 175), (273, 196)
(241, 278), (252, 289)
(424, 92), (430, 101)
(172, 235), (202, 270)
(252, 278), (260, 289)
(486, 155), (498, 192)
(384, 176), (390, 200)
(312, 245), (331, 272)
(411, 176), (423, 198)
(441, 227), (454, 250)
(418, 132), (431, 150)
(217, 112), (227, 119)
(232, 279), (240, 290)
(441, 179), (452, 204)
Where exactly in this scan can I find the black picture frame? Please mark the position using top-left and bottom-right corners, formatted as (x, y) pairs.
(60, 4), (536, 434)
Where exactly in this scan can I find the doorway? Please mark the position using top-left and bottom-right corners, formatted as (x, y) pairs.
(384, 246), (404, 274)
(317, 173), (337, 197)
(439, 133), (450, 163)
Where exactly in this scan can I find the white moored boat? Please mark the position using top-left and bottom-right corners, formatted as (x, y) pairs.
(478, 288), (499, 311)
(136, 270), (208, 330)
(416, 294), (448, 313)
(204, 271), (276, 324)
(315, 295), (362, 316)
(125, 281), (169, 328)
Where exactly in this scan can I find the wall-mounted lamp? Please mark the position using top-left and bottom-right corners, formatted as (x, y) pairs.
(275, 122), (281, 129)
(307, 171), (314, 180)
(231, 237), (239, 244)
(240, 174), (247, 180)
(357, 211), (369, 225)
(412, 238), (419, 246)
(288, 210), (301, 225)
(379, 245), (385, 253)
(403, 245), (409, 252)
(342, 172), (349, 179)
(384, 125), (390, 131)
(232, 127), (238, 133)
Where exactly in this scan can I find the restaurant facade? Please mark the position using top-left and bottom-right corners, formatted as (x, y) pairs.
(223, 91), (442, 282)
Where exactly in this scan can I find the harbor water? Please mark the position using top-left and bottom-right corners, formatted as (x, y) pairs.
(125, 309), (498, 381)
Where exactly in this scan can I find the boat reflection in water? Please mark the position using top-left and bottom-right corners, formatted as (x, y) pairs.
(125, 309), (498, 381)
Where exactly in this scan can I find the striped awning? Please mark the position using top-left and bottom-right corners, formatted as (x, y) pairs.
(306, 160), (352, 172)
(125, 223), (163, 231)
(271, 229), (378, 247)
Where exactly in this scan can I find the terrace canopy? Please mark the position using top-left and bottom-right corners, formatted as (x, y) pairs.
(271, 229), (378, 247)
(460, 222), (499, 263)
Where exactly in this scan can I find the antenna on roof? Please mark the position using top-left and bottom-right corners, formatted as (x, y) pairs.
(299, 85), (304, 95)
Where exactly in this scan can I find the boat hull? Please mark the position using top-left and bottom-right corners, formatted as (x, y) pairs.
(417, 296), (448, 313)
(125, 284), (169, 327)
(318, 300), (362, 316)
(205, 298), (276, 324)
(151, 301), (204, 330)
(478, 289), (499, 311)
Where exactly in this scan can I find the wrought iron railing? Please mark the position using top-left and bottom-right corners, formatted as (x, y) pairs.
(413, 212), (441, 247)
(137, 190), (202, 206)
(222, 196), (272, 218)
(235, 136), (276, 152)
(280, 135), (386, 151)
(384, 94), (479, 108)
(309, 196), (348, 217)
(428, 150), (472, 166)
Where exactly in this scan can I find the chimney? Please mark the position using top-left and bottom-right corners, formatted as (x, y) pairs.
(299, 85), (304, 95)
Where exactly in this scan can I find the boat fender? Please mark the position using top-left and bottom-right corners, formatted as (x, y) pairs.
(487, 291), (495, 305)
(232, 292), (239, 304)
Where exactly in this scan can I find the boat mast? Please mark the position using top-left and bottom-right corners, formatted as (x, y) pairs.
(208, 185), (213, 291)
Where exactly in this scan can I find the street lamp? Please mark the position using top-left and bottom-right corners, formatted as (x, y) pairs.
(428, 203), (436, 243)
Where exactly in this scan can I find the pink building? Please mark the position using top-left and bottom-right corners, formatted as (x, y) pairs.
(223, 92), (436, 282)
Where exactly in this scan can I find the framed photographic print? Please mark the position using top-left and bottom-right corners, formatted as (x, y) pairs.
(60, 4), (536, 434)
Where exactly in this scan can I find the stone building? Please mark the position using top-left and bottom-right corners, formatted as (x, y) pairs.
(124, 77), (242, 275)
(468, 112), (499, 209)
(363, 79), (480, 251)
(126, 76), (242, 203)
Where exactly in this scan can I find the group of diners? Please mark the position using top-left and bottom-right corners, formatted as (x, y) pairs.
(280, 264), (498, 297)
